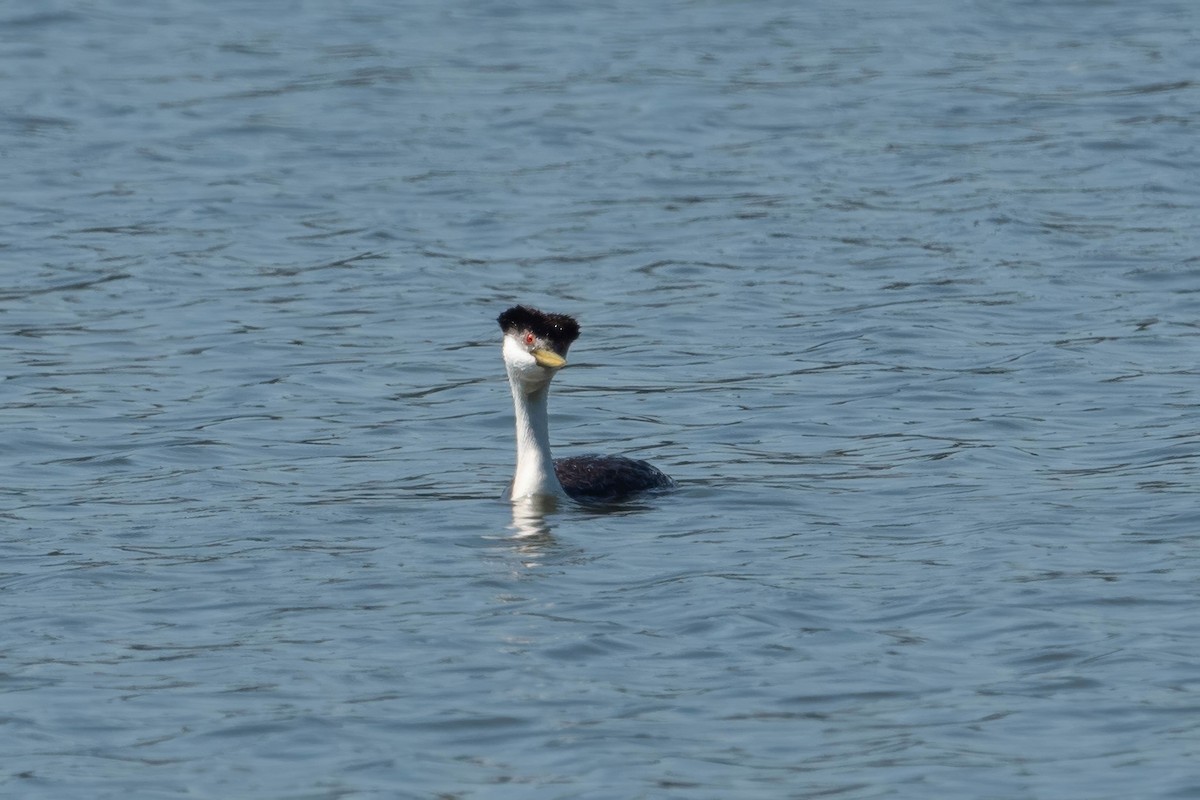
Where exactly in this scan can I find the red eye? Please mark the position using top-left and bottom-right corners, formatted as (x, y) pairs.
(524, 333), (535, 345)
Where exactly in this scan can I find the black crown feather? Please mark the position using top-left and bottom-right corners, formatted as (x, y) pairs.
(498, 305), (581, 354)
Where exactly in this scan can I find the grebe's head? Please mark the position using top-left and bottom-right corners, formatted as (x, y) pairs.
(498, 305), (580, 390)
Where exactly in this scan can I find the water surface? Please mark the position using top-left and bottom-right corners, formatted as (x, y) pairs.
(3, 1), (1199, 797)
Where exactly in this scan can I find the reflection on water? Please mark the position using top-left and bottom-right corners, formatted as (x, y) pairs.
(500, 497), (561, 568)
(508, 495), (559, 540)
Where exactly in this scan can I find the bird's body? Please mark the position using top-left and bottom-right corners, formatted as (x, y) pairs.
(553, 454), (674, 502)
(498, 305), (673, 503)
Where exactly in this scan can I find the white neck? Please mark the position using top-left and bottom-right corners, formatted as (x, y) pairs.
(502, 336), (568, 500)
(507, 380), (567, 499)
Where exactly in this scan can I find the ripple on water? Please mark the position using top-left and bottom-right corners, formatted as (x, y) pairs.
(3, 0), (1200, 797)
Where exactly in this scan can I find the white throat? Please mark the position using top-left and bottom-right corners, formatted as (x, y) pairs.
(504, 337), (567, 500)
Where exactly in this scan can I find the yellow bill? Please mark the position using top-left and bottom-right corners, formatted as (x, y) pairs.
(532, 349), (566, 368)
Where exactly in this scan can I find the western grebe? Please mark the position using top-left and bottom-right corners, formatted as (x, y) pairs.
(498, 304), (674, 502)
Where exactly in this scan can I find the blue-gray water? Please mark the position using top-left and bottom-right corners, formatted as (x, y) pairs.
(4, 1), (1199, 797)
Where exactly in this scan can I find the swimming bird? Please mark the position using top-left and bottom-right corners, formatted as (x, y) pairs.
(498, 305), (674, 502)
